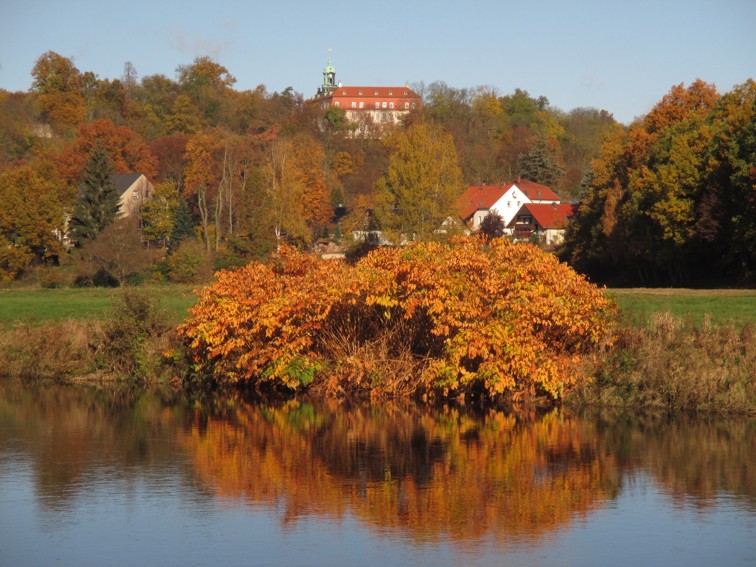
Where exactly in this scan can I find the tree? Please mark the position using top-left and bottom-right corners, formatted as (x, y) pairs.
(77, 217), (155, 284)
(169, 195), (196, 251)
(560, 80), (740, 285)
(56, 119), (158, 188)
(263, 137), (311, 248)
(479, 210), (505, 242)
(0, 164), (68, 281)
(518, 135), (565, 188)
(141, 181), (180, 247)
(373, 123), (465, 241)
(30, 51), (85, 131)
(69, 142), (120, 247)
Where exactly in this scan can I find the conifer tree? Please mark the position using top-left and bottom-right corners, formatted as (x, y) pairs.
(69, 141), (120, 247)
(168, 195), (196, 252)
(517, 135), (565, 188)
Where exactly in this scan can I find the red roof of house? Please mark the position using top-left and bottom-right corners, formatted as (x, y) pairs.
(327, 86), (421, 99)
(507, 203), (578, 229)
(514, 179), (562, 202)
(456, 184), (509, 221)
(456, 179), (562, 221)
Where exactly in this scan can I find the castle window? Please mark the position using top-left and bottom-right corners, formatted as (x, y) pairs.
(404, 102), (409, 109)
(411, 103), (417, 109)
(388, 91), (392, 96)
(374, 90), (379, 95)
(382, 101), (387, 108)
(342, 90), (346, 95)
(334, 101), (340, 107)
(375, 102), (380, 109)
(404, 91), (408, 95)
(359, 101), (364, 109)
(358, 90), (363, 95)
(351, 101), (356, 108)
(389, 102), (394, 109)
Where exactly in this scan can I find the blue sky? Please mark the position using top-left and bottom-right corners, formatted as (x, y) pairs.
(1, 0), (754, 124)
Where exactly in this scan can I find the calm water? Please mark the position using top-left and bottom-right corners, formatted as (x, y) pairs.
(0, 381), (753, 567)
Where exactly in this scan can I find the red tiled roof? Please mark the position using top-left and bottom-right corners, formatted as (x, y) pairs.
(326, 86), (421, 99)
(515, 179), (562, 202)
(456, 179), (561, 221)
(456, 184), (510, 221)
(507, 203), (577, 229)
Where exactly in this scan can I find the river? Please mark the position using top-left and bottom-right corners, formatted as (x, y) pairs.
(0, 380), (753, 566)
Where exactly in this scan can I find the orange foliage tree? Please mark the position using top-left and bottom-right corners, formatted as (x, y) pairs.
(180, 237), (616, 401)
(56, 119), (158, 186)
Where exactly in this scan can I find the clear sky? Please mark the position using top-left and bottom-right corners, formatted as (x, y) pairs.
(1, 0), (754, 125)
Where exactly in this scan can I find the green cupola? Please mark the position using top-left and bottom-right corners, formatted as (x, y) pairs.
(321, 54), (336, 95)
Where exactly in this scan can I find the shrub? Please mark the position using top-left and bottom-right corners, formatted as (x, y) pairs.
(101, 287), (174, 381)
(180, 237), (617, 402)
(165, 239), (213, 284)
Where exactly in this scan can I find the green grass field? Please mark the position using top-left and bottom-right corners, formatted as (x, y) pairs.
(0, 285), (754, 329)
(607, 288), (756, 328)
(0, 285), (199, 327)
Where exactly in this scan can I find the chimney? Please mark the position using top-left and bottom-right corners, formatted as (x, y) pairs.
(516, 175), (521, 184)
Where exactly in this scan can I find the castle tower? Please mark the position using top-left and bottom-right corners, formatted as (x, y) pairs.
(321, 52), (336, 95)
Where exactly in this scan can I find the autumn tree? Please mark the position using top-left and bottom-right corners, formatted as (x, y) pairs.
(184, 128), (252, 253)
(30, 51), (86, 131)
(373, 122), (465, 241)
(77, 217), (155, 284)
(56, 119), (158, 188)
(262, 137), (312, 248)
(141, 181), (180, 246)
(559, 80), (755, 285)
(176, 56), (236, 126)
(68, 142), (120, 247)
(0, 164), (68, 280)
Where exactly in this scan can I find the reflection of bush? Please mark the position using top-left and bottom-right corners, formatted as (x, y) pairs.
(178, 400), (619, 543)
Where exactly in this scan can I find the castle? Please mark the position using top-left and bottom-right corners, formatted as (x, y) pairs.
(311, 56), (422, 133)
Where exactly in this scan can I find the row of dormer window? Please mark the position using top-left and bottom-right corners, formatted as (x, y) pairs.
(339, 90), (411, 96)
(334, 101), (418, 110)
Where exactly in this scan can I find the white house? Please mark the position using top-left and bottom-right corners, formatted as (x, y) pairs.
(506, 202), (578, 247)
(456, 178), (562, 232)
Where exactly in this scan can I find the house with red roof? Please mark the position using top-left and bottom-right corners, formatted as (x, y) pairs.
(311, 56), (421, 135)
(506, 202), (578, 247)
(456, 178), (562, 232)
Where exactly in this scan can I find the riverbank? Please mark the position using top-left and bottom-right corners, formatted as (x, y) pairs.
(1, 285), (754, 413)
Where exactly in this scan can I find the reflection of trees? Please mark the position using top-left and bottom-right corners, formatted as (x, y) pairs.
(2, 381), (752, 546)
(0, 380), (185, 511)
(598, 413), (755, 508)
(177, 398), (620, 544)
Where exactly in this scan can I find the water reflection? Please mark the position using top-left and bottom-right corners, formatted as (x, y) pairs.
(0, 380), (753, 563)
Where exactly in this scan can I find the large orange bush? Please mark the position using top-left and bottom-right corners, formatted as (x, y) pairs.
(179, 237), (616, 401)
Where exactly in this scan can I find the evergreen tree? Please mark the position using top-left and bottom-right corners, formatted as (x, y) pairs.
(517, 135), (565, 188)
(69, 141), (120, 247)
(169, 195), (195, 252)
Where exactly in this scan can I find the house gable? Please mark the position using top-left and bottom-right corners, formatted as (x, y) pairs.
(507, 202), (577, 245)
(113, 173), (153, 217)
